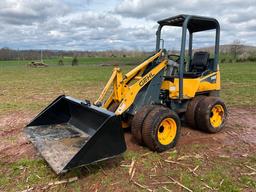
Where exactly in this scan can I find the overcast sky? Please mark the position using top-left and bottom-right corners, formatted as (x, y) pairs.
(0, 0), (255, 51)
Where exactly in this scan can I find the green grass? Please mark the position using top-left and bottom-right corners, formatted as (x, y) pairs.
(0, 59), (255, 114)
(0, 58), (255, 191)
(0, 56), (145, 67)
(0, 64), (131, 114)
(221, 62), (256, 106)
(0, 57), (144, 114)
(0, 159), (53, 191)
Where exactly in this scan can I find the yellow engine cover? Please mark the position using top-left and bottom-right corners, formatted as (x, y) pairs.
(161, 71), (221, 99)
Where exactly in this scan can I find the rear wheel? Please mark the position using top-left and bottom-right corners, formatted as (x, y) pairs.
(196, 97), (227, 133)
(131, 105), (155, 144)
(185, 95), (206, 129)
(142, 107), (181, 152)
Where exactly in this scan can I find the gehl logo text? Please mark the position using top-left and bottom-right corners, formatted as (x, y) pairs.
(139, 73), (154, 87)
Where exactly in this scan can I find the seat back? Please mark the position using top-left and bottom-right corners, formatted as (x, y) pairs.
(190, 51), (209, 73)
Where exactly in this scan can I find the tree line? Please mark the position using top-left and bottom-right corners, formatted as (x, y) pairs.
(0, 48), (149, 61)
(1, 40), (256, 63)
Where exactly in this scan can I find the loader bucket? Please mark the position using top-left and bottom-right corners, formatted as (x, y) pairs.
(24, 95), (126, 174)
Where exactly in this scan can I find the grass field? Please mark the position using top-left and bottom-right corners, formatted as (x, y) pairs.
(0, 58), (255, 192)
(0, 58), (255, 114)
(0, 56), (145, 68)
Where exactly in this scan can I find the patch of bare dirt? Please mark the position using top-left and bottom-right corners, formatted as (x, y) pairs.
(0, 111), (33, 131)
(124, 107), (256, 158)
(227, 107), (256, 147)
(0, 111), (37, 162)
(178, 107), (256, 157)
(0, 136), (35, 163)
(124, 132), (144, 151)
(0, 107), (255, 164)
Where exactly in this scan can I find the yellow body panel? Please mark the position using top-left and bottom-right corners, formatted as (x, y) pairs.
(161, 78), (200, 98)
(116, 60), (168, 115)
(198, 71), (220, 92)
(161, 71), (221, 99)
(95, 51), (166, 115)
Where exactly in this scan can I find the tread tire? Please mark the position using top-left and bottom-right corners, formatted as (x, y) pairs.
(131, 105), (156, 144)
(142, 107), (181, 152)
(196, 96), (227, 133)
(185, 95), (206, 129)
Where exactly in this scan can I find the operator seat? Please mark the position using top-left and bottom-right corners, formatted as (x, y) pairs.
(184, 51), (210, 78)
(190, 51), (209, 72)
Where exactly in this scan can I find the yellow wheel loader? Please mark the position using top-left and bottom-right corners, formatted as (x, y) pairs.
(25, 15), (227, 174)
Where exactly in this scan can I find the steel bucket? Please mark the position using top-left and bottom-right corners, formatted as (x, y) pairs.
(24, 95), (126, 174)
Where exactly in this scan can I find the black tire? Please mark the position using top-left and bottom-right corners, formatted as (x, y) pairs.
(196, 97), (227, 133)
(185, 95), (206, 129)
(131, 105), (155, 144)
(142, 107), (181, 152)
(108, 102), (120, 112)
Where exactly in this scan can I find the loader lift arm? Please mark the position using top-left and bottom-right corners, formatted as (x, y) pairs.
(94, 50), (168, 115)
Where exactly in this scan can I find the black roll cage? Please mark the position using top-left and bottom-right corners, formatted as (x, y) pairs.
(155, 14), (220, 99)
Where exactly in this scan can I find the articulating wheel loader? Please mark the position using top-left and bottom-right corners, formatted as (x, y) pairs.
(25, 15), (228, 174)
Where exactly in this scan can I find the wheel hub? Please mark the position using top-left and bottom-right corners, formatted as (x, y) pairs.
(210, 104), (224, 128)
(157, 118), (177, 145)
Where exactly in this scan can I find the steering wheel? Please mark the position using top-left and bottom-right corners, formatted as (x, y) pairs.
(168, 54), (181, 63)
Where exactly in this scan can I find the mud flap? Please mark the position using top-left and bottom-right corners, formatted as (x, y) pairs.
(24, 95), (126, 174)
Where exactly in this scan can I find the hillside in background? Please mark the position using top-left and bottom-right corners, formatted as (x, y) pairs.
(220, 44), (256, 53)
(0, 44), (256, 63)
(196, 44), (256, 53)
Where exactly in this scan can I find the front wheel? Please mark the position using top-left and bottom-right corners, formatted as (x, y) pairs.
(131, 105), (155, 144)
(142, 107), (181, 152)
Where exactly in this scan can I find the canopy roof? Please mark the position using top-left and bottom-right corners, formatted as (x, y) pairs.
(157, 14), (219, 33)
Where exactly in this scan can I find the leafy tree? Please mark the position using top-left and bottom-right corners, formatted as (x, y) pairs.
(72, 56), (79, 66)
(230, 40), (244, 61)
